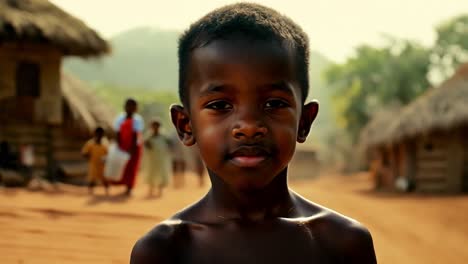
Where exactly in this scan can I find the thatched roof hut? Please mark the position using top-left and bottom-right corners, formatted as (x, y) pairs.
(0, 0), (113, 182)
(361, 64), (468, 147)
(359, 105), (401, 149)
(361, 64), (468, 193)
(61, 72), (115, 134)
(388, 64), (468, 142)
(0, 0), (109, 56)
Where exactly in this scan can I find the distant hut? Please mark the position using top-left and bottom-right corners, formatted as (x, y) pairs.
(359, 106), (401, 190)
(289, 144), (320, 179)
(361, 64), (468, 193)
(0, 0), (113, 181)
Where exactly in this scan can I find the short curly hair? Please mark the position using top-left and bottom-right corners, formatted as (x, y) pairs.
(178, 3), (310, 106)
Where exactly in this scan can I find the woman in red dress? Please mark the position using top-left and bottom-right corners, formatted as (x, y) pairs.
(114, 99), (144, 195)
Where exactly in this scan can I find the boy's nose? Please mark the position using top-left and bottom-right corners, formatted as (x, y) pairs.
(232, 119), (268, 140)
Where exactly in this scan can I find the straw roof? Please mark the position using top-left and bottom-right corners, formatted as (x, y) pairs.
(61, 72), (116, 134)
(0, 0), (109, 56)
(389, 64), (468, 141)
(362, 63), (468, 148)
(359, 105), (401, 149)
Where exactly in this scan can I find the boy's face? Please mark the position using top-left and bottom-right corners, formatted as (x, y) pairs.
(172, 35), (318, 191)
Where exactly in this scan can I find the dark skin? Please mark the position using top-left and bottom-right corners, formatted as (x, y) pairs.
(131, 35), (377, 264)
(82, 130), (104, 159)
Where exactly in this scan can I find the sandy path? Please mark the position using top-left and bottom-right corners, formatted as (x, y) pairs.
(1, 173), (467, 264)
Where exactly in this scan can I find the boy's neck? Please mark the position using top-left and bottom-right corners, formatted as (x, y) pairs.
(206, 169), (295, 222)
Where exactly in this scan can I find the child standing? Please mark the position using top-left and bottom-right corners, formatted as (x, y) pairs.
(143, 119), (172, 198)
(131, 3), (376, 264)
(114, 98), (144, 196)
(82, 127), (109, 195)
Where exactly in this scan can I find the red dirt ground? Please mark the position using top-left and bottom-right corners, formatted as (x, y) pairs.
(1, 172), (467, 264)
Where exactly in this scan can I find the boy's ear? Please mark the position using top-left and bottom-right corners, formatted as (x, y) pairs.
(170, 104), (196, 146)
(297, 100), (319, 143)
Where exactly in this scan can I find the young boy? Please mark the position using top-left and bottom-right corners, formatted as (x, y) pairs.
(131, 3), (377, 264)
(82, 127), (109, 195)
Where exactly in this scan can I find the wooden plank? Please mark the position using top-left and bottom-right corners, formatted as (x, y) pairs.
(417, 154), (449, 162)
(0, 124), (47, 133)
(53, 150), (85, 161)
(416, 160), (447, 170)
(416, 148), (446, 157)
(416, 174), (446, 182)
(31, 145), (48, 155)
(33, 156), (48, 167)
(417, 142), (447, 151)
(416, 167), (446, 175)
(416, 182), (447, 192)
(50, 129), (66, 137)
(58, 162), (88, 177)
(52, 137), (86, 146)
(0, 135), (49, 145)
(416, 167), (446, 177)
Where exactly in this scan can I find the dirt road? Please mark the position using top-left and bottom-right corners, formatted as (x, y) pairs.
(1, 173), (467, 264)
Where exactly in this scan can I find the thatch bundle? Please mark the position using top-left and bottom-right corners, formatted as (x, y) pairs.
(359, 105), (401, 149)
(361, 63), (468, 148)
(390, 64), (468, 142)
(61, 72), (115, 134)
(0, 0), (109, 56)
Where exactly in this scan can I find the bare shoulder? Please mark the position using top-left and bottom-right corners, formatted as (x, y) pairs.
(130, 219), (187, 264)
(293, 193), (377, 264)
(130, 199), (208, 264)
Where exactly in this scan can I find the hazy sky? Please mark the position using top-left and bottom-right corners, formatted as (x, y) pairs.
(51, 0), (468, 62)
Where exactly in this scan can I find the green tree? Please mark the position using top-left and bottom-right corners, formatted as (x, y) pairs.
(431, 14), (468, 82)
(324, 39), (431, 142)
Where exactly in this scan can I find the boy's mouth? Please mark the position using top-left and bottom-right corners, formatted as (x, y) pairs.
(228, 146), (269, 168)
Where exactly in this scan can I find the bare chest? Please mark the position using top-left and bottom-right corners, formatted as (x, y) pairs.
(175, 220), (335, 264)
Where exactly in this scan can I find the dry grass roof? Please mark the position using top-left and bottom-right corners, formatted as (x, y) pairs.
(62, 72), (116, 134)
(362, 63), (468, 148)
(389, 64), (468, 142)
(359, 105), (401, 149)
(0, 0), (109, 56)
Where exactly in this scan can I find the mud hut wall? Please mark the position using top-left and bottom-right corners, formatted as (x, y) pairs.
(415, 134), (447, 191)
(462, 126), (468, 192)
(376, 145), (394, 189)
(0, 43), (63, 124)
(414, 131), (461, 192)
(402, 140), (417, 181)
(369, 148), (383, 188)
(0, 51), (16, 100)
(445, 129), (464, 193)
(395, 142), (406, 179)
(388, 144), (399, 186)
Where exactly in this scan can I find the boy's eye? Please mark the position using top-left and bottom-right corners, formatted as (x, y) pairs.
(205, 100), (233, 110)
(264, 99), (289, 109)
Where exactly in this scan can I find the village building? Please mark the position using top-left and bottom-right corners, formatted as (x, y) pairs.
(0, 0), (114, 184)
(361, 64), (468, 193)
(289, 143), (320, 180)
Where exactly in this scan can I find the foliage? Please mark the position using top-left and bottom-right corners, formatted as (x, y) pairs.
(324, 39), (431, 141)
(65, 27), (180, 91)
(431, 14), (468, 82)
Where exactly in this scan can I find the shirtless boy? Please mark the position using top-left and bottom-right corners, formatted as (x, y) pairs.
(131, 3), (377, 263)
